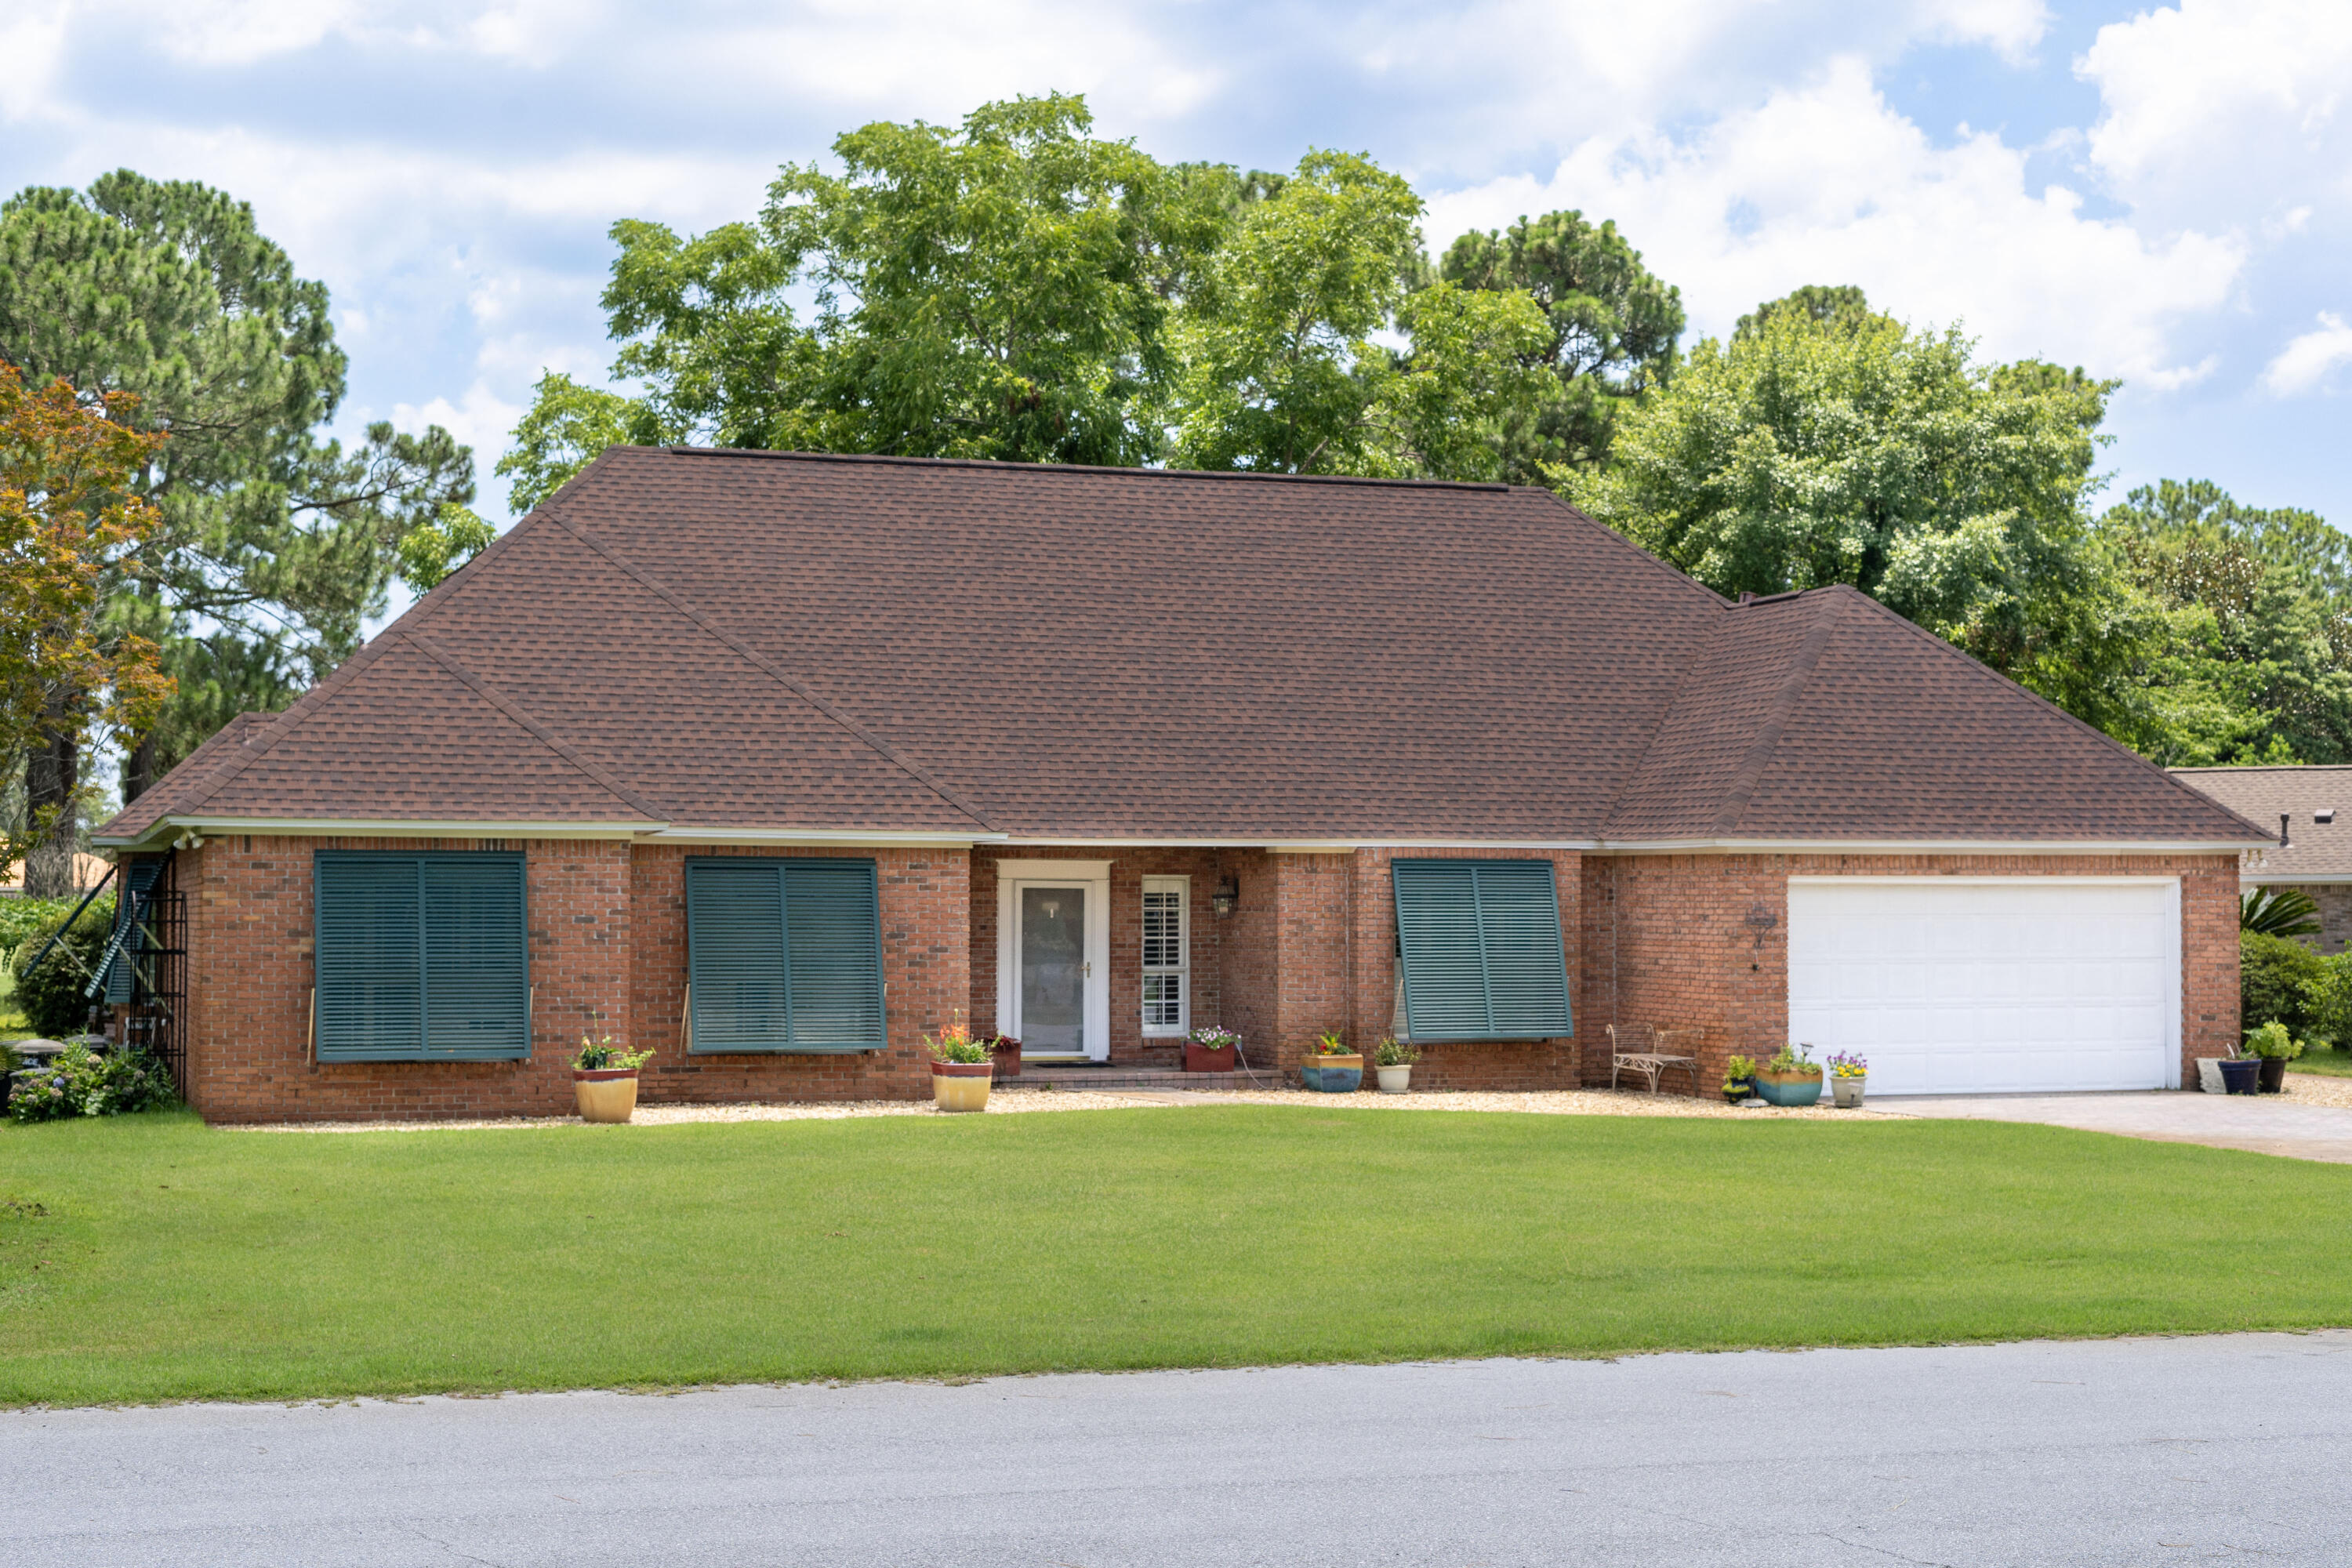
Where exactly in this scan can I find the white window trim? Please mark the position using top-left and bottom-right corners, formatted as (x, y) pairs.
(1140, 875), (1190, 1037)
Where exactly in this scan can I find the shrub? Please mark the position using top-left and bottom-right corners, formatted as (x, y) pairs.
(7, 1043), (177, 1123)
(2308, 954), (2352, 1051)
(1374, 1036), (1419, 1067)
(2242, 1020), (2307, 1062)
(9, 895), (118, 1040)
(2241, 931), (2328, 1043)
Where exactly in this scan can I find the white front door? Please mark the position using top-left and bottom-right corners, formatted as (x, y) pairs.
(1787, 877), (2180, 1095)
(997, 862), (1111, 1061)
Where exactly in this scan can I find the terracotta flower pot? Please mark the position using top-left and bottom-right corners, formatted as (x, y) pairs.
(932, 1059), (993, 1112)
(1301, 1054), (1363, 1092)
(990, 1037), (1022, 1080)
(1184, 1043), (1236, 1073)
(572, 1068), (639, 1123)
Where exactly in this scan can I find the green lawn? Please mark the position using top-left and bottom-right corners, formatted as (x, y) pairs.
(2289, 1049), (2352, 1079)
(3, 1105), (2350, 1407)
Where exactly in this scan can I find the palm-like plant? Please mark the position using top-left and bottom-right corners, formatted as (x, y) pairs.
(2242, 887), (2323, 938)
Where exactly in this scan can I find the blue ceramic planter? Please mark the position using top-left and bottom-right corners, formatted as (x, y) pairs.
(1755, 1070), (1823, 1107)
(1301, 1060), (1363, 1093)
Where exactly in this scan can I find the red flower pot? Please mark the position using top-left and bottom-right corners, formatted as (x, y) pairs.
(1184, 1043), (1236, 1073)
(990, 1037), (1022, 1080)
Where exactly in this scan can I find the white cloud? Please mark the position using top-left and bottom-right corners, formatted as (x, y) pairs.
(2078, 0), (2352, 224)
(2263, 313), (2352, 397)
(1423, 56), (2242, 385)
(390, 380), (525, 468)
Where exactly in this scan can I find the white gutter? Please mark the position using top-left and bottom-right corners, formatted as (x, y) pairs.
(1587, 837), (2265, 855)
(642, 827), (1010, 848)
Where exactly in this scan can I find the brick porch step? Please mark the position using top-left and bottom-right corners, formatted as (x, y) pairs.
(1004, 1065), (1292, 1092)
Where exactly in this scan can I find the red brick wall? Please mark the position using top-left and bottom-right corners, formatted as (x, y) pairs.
(1580, 851), (2242, 1091)
(181, 836), (966, 1123)
(628, 844), (967, 1105)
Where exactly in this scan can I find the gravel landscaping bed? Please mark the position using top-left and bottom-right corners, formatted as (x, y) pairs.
(233, 1086), (1888, 1132)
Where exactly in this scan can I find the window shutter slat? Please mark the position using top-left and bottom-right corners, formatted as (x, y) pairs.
(104, 860), (163, 1004)
(315, 857), (424, 1059)
(687, 862), (791, 1051)
(422, 857), (531, 1058)
(782, 860), (885, 1052)
(1392, 859), (1572, 1043)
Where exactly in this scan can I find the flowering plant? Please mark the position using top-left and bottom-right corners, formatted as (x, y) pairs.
(6, 1044), (176, 1123)
(1187, 1026), (1240, 1053)
(1827, 1051), (1868, 1079)
(923, 1018), (993, 1065)
(1766, 1042), (1818, 1075)
(1313, 1029), (1351, 1055)
(1374, 1036), (1419, 1067)
(574, 1034), (655, 1072)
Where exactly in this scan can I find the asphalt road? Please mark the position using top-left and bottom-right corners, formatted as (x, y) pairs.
(6, 1332), (2350, 1566)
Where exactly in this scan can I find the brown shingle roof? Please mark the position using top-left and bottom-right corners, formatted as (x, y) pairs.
(97, 446), (2269, 848)
(2171, 766), (2352, 877)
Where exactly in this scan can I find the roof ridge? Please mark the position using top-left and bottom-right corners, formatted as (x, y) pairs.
(538, 507), (1000, 833)
(1709, 593), (1842, 835)
(1536, 492), (1732, 612)
(638, 445), (1515, 493)
(405, 633), (663, 822)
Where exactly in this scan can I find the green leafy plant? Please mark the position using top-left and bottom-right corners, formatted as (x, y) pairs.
(1374, 1037), (1419, 1067)
(2242, 887), (2323, 939)
(1186, 1026), (1239, 1052)
(9, 895), (118, 1040)
(1313, 1029), (1351, 1055)
(572, 1034), (655, 1072)
(922, 1018), (993, 1065)
(1766, 1042), (1818, 1076)
(1724, 1054), (1757, 1081)
(2242, 1020), (2307, 1062)
(7, 1043), (176, 1123)
(2241, 931), (2329, 1044)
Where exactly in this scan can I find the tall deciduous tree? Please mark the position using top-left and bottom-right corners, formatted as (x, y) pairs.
(1566, 303), (2147, 735)
(0, 363), (171, 885)
(0, 170), (474, 820)
(1437, 211), (1684, 481)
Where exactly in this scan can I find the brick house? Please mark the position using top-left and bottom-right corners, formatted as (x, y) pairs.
(2172, 765), (2352, 952)
(94, 448), (2268, 1123)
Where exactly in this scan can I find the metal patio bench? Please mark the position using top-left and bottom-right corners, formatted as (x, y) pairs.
(1607, 1023), (1703, 1095)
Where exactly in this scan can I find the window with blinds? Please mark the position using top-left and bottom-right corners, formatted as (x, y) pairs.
(314, 851), (530, 1062)
(1140, 876), (1188, 1036)
(1390, 859), (1572, 1044)
(685, 858), (885, 1053)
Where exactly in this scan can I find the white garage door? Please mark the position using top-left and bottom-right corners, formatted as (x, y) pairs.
(1787, 878), (2179, 1095)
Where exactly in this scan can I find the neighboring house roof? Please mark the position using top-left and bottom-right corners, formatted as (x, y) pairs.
(2171, 766), (2352, 880)
(97, 446), (2270, 851)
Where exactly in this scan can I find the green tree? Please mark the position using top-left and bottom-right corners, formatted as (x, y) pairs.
(2100, 480), (2352, 764)
(1566, 303), (2146, 735)
(1437, 211), (1684, 481)
(1733, 284), (1883, 341)
(0, 171), (474, 823)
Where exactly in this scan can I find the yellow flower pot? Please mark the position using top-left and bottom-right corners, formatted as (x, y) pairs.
(931, 1061), (993, 1112)
(572, 1069), (639, 1123)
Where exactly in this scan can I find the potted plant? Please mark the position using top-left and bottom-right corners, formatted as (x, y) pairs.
(1374, 1036), (1419, 1094)
(989, 1033), (1022, 1080)
(2243, 1021), (2305, 1094)
(2219, 1055), (2262, 1094)
(1300, 1029), (1363, 1093)
(925, 1019), (995, 1112)
(1828, 1050), (1867, 1109)
(1753, 1042), (1824, 1107)
(1722, 1053), (1758, 1104)
(573, 1035), (655, 1123)
(1185, 1025), (1239, 1073)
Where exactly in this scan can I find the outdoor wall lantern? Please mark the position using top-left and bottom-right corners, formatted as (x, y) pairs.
(1212, 875), (1240, 917)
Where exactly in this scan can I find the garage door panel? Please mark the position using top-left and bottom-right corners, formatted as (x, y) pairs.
(1787, 880), (2176, 1096)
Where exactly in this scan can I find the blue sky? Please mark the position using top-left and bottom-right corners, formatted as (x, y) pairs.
(5, 0), (2348, 564)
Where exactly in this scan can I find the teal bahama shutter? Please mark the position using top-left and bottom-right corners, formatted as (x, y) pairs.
(1392, 859), (1572, 1043)
(314, 851), (528, 1062)
(686, 858), (884, 1053)
(103, 859), (163, 1004)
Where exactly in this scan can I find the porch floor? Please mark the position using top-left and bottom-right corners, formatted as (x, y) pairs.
(1005, 1064), (1292, 1092)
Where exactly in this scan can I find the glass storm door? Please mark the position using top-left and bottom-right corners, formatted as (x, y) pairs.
(1018, 884), (1089, 1056)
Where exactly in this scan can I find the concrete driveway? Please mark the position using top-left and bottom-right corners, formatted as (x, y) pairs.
(1879, 1089), (2352, 1162)
(5, 1333), (2351, 1566)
